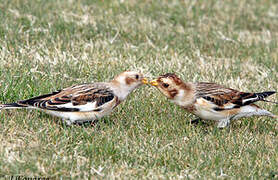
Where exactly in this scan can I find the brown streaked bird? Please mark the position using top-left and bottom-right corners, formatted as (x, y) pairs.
(0, 71), (148, 125)
(150, 73), (277, 128)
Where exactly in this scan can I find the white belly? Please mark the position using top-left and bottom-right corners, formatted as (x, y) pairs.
(194, 107), (225, 121)
(193, 98), (227, 121)
(42, 108), (114, 123)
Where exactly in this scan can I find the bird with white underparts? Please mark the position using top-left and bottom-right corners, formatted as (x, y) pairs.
(0, 71), (148, 125)
(150, 73), (277, 128)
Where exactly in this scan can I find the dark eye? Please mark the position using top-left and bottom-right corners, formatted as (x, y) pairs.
(162, 83), (169, 88)
(135, 74), (139, 79)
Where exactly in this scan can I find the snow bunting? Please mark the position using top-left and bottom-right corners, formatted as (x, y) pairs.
(150, 73), (277, 128)
(0, 71), (148, 125)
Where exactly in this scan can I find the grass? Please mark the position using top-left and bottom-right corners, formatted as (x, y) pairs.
(0, 0), (278, 179)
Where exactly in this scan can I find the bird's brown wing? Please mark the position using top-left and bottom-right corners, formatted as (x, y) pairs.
(17, 83), (117, 112)
(195, 82), (274, 111)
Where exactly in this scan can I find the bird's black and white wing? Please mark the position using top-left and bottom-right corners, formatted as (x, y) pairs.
(195, 82), (276, 111)
(14, 83), (120, 112)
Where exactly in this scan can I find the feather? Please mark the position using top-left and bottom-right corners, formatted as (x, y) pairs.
(15, 83), (116, 112)
(195, 83), (276, 111)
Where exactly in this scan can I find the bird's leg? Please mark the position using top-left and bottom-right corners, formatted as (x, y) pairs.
(217, 118), (230, 128)
(90, 119), (99, 126)
(63, 119), (73, 126)
(190, 118), (202, 124)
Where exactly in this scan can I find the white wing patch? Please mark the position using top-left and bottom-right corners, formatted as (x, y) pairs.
(242, 96), (258, 104)
(53, 102), (99, 112)
(222, 103), (237, 110)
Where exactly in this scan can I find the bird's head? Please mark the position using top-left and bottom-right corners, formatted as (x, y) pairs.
(112, 71), (148, 97)
(150, 73), (185, 100)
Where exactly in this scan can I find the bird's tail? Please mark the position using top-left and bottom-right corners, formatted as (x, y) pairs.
(256, 91), (276, 99)
(256, 91), (277, 104)
(243, 91), (277, 105)
(0, 103), (28, 110)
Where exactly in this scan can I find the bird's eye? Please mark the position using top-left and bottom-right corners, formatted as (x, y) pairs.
(162, 83), (169, 88)
(135, 74), (139, 80)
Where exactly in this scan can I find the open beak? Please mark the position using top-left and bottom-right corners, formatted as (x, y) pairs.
(150, 80), (158, 86)
(141, 78), (148, 84)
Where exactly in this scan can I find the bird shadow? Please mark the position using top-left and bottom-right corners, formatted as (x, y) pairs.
(187, 118), (237, 134)
(51, 116), (116, 130)
(188, 117), (277, 135)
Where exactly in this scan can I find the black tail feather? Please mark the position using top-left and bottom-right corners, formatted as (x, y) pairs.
(242, 91), (276, 105)
(0, 90), (62, 109)
(256, 91), (277, 104)
(0, 103), (28, 109)
(18, 90), (62, 106)
(256, 91), (276, 100)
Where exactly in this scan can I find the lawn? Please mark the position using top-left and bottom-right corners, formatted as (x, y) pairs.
(0, 0), (277, 179)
